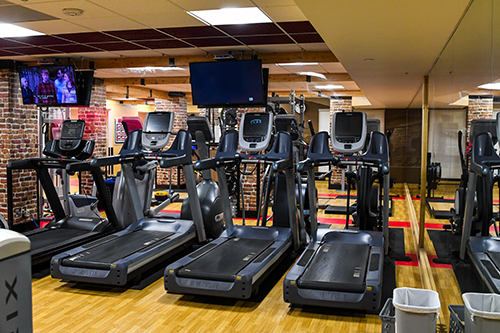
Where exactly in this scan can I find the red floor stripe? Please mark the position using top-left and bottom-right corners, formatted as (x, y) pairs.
(428, 255), (453, 269)
(396, 253), (418, 266)
(389, 221), (411, 228)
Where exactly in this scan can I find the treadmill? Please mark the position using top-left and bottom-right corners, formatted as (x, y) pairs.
(7, 120), (118, 267)
(284, 111), (390, 311)
(459, 113), (500, 293)
(51, 112), (211, 286)
(165, 112), (302, 299)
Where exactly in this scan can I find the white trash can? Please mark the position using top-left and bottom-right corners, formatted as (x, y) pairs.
(0, 229), (32, 333)
(393, 287), (441, 333)
(462, 293), (500, 333)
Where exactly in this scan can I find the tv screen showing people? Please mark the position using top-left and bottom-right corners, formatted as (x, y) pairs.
(18, 66), (78, 105)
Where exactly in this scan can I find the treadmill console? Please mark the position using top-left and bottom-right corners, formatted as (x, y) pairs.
(275, 114), (299, 141)
(187, 116), (214, 142)
(239, 112), (274, 152)
(59, 120), (85, 153)
(331, 112), (367, 154)
(142, 112), (174, 151)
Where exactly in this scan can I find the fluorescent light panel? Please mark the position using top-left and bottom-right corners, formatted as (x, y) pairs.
(478, 82), (500, 90)
(314, 84), (345, 90)
(277, 62), (319, 66)
(188, 7), (271, 25)
(0, 23), (44, 38)
(298, 72), (326, 79)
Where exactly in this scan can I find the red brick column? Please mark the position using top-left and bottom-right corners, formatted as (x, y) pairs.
(155, 97), (187, 187)
(0, 70), (38, 225)
(330, 97), (352, 188)
(467, 95), (493, 142)
(76, 85), (107, 195)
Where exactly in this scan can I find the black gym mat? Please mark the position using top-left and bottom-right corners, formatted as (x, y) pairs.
(426, 198), (454, 220)
(427, 229), (461, 264)
(388, 228), (412, 262)
(427, 230), (484, 293)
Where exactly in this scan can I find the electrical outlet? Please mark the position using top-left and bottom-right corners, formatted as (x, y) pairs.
(21, 208), (26, 218)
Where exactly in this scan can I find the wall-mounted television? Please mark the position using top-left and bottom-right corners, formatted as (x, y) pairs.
(18, 65), (79, 106)
(75, 70), (94, 107)
(190, 60), (267, 108)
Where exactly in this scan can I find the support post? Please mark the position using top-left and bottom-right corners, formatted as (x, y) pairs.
(419, 76), (429, 248)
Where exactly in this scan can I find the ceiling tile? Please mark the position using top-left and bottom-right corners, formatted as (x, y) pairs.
(251, 1), (297, 7)
(290, 33), (324, 43)
(160, 26), (224, 38)
(3, 46), (60, 55)
(147, 48), (207, 56)
(237, 35), (293, 45)
(0, 0), (12, 5)
(298, 43), (330, 52)
(15, 20), (93, 34)
(105, 29), (172, 41)
(169, 0), (255, 11)
(55, 32), (120, 43)
(0, 4), (58, 23)
(0, 39), (28, 48)
(183, 37), (242, 47)
(132, 12), (203, 28)
(0, 49), (20, 57)
(251, 44), (302, 53)
(94, 1), (180, 16)
(88, 42), (148, 51)
(278, 21), (316, 33)
(21, 0), (117, 20)
(218, 23), (282, 36)
(9, 35), (75, 46)
(48, 44), (104, 53)
(135, 39), (192, 49)
(260, 5), (307, 22)
(67, 16), (147, 31)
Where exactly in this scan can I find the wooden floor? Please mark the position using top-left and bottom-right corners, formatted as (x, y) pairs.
(32, 181), (471, 332)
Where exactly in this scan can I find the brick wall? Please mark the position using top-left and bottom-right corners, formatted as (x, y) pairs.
(467, 95), (493, 142)
(76, 85), (107, 195)
(329, 97), (352, 188)
(155, 97), (187, 187)
(0, 70), (38, 225)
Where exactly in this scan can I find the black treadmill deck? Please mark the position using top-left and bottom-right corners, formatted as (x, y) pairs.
(298, 242), (371, 293)
(177, 238), (275, 282)
(29, 228), (90, 250)
(61, 230), (174, 269)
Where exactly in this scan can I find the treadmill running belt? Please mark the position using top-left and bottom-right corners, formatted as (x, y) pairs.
(487, 251), (500, 271)
(61, 230), (174, 268)
(298, 242), (371, 293)
(177, 238), (275, 282)
(29, 228), (89, 250)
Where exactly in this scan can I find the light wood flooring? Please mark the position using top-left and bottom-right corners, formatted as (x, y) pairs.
(31, 181), (474, 332)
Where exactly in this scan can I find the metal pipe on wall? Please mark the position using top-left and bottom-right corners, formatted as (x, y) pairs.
(419, 76), (429, 248)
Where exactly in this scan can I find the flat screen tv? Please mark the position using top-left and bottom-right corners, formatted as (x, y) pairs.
(75, 70), (94, 107)
(18, 66), (79, 106)
(190, 60), (267, 108)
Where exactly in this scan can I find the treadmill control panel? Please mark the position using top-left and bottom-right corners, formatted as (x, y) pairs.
(59, 120), (85, 152)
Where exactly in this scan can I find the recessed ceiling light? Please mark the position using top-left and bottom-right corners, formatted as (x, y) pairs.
(314, 84), (345, 90)
(0, 23), (44, 38)
(125, 66), (185, 74)
(478, 82), (500, 90)
(276, 62), (319, 66)
(188, 7), (271, 25)
(298, 72), (326, 79)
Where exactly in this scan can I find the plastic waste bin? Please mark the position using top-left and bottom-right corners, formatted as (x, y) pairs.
(393, 287), (441, 333)
(0, 229), (32, 333)
(462, 293), (500, 333)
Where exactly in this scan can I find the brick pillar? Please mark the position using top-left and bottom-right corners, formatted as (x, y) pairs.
(330, 97), (352, 188)
(76, 85), (107, 195)
(0, 70), (38, 225)
(467, 95), (493, 142)
(155, 97), (187, 188)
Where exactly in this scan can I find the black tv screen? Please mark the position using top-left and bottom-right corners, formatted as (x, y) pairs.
(18, 66), (78, 106)
(75, 70), (94, 107)
(190, 60), (266, 108)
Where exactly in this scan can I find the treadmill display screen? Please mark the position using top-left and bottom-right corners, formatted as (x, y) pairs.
(335, 113), (363, 140)
(61, 121), (84, 139)
(144, 113), (172, 133)
(243, 113), (269, 141)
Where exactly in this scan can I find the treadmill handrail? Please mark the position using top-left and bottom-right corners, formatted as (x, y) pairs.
(89, 153), (143, 168)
